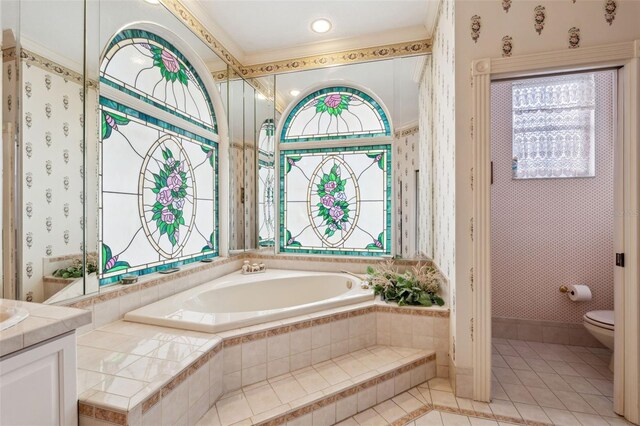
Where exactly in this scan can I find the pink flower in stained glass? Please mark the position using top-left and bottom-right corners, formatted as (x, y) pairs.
(105, 114), (117, 130)
(173, 198), (185, 210)
(157, 187), (173, 206)
(324, 94), (342, 108)
(161, 207), (175, 224)
(320, 195), (335, 208)
(161, 50), (180, 73)
(329, 205), (344, 221)
(324, 181), (337, 192)
(166, 158), (176, 168)
(105, 255), (118, 270)
(375, 239), (383, 248)
(167, 172), (183, 191)
(173, 229), (180, 243)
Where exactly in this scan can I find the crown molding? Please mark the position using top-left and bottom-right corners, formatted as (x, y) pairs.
(160, 0), (244, 75)
(180, 0), (247, 64)
(243, 25), (429, 65)
(424, 0), (441, 38)
(162, 0), (432, 79)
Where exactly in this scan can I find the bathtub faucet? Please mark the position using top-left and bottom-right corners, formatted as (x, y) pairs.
(242, 260), (266, 274)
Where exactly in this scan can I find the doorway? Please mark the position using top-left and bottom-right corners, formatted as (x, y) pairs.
(489, 69), (620, 424)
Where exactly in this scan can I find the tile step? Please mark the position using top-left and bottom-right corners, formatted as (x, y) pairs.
(201, 346), (436, 426)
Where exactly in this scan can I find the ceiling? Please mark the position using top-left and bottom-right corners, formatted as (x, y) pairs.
(184, 0), (438, 65)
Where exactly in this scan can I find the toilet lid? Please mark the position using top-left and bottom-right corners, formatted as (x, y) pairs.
(585, 310), (614, 326)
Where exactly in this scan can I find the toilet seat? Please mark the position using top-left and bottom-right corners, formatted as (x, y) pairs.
(584, 310), (614, 331)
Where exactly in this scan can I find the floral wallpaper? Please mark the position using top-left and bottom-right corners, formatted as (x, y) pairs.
(394, 127), (419, 258)
(419, 0), (456, 285)
(19, 61), (84, 302)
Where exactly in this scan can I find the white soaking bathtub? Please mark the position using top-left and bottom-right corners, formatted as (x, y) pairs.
(124, 269), (374, 333)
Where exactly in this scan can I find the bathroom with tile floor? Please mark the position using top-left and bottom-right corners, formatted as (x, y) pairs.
(191, 338), (629, 425)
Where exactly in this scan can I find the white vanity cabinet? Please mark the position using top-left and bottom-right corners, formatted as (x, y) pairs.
(0, 332), (78, 426)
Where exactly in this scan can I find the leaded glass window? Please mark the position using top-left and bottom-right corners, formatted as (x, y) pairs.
(512, 73), (596, 179)
(258, 119), (275, 247)
(281, 87), (391, 143)
(101, 29), (217, 134)
(279, 85), (392, 256)
(98, 29), (218, 285)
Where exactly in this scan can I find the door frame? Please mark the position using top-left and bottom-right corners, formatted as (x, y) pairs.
(471, 40), (640, 424)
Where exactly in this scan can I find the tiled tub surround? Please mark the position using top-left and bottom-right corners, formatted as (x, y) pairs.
(76, 302), (449, 425)
(0, 299), (91, 356)
(61, 253), (439, 334)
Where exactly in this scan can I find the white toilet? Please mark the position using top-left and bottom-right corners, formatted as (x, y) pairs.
(583, 310), (614, 371)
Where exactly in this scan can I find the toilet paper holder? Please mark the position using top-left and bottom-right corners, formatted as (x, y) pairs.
(559, 285), (569, 293)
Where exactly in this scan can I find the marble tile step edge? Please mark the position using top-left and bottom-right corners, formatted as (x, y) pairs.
(248, 351), (437, 426)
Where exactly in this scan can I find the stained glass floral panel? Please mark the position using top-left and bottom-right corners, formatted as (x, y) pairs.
(99, 98), (217, 284)
(281, 87), (390, 143)
(280, 145), (391, 255)
(258, 119), (275, 246)
(101, 29), (217, 134)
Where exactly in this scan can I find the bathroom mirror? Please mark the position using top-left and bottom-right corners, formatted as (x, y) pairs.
(2, 0), (239, 304)
(1, 0), (86, 303)
(81, 0), (232, 299)
(273, 56), (423, 258)
(225, 74), (277, 254)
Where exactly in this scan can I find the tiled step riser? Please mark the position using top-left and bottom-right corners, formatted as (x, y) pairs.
(279, 357), (436, 426)
(221, 310), (377, 393)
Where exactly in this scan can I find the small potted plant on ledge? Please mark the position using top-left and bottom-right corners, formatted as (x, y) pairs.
(51, 254), (98, 279)
(367, 260), (445, 307)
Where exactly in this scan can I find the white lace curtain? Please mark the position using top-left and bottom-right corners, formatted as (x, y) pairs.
(512, 73), (596, 179)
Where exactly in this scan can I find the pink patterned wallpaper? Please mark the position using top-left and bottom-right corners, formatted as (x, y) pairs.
(490, 70), (615, 324)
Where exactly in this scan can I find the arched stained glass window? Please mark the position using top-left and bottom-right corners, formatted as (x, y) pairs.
(98, 28), (219, 285)
(101, 29), (217, 133)
(280, 87), (391, 143)
(258, 119), (275, 246)
(279, 85), (392, 256)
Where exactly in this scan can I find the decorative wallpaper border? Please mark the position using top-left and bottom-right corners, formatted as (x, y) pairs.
(240, 40), (432, 78)
(11, 48), (99, 90)
(160, 0), (431, 79)
(394, 125), (419, 138)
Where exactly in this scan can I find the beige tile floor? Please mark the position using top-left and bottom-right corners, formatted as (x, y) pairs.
(337, 340), (633, 426)
(193, 339), (634, 425)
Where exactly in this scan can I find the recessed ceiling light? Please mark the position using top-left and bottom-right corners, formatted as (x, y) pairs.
(144, 0), (160, 5)
(311, 18), (332, 34)
(289, 89), (300, 97)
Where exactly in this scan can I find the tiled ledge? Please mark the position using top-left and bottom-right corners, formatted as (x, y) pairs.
(0, 299), (91, 357)
(63, 256), (242, 311)
(77, 302), (449, 425)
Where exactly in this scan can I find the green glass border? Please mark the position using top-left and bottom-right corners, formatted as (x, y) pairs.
(101, 77), (216, 134)
(104, 28), (218, 134)
(280, 86), (391, 143)
(98, 97), (219, 286)
(279, 144), (392, 256)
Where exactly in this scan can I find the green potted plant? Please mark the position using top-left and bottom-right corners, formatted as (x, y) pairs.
(366, 260), (445, 307)
(52, 254), (98, 279)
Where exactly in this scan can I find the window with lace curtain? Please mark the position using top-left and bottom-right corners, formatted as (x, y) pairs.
(512, 73), (596, 179)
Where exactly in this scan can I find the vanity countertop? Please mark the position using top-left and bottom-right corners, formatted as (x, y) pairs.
(0, 299), (91, 357)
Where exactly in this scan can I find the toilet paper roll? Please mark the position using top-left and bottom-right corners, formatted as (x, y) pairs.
(568, 284), (592, 302)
